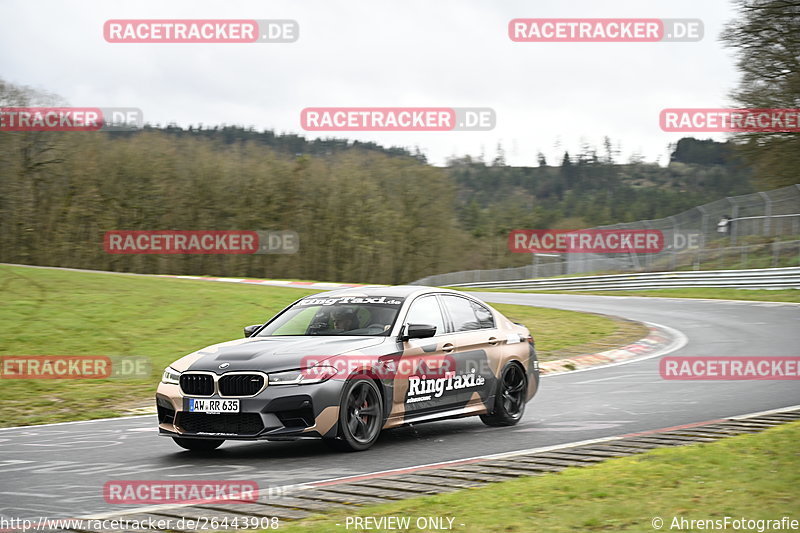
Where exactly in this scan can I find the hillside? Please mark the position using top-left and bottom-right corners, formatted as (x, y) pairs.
(0, 104), (756, 283)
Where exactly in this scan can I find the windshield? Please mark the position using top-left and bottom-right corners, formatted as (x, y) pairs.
(258, 296), (406, 337)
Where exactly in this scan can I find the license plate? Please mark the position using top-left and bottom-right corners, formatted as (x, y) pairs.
(188, 398), (240, 414)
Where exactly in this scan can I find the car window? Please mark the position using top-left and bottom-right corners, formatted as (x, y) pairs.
(269, 307), (318, 335)
(472, 300), (495, 329)
(258, 295), (405, 336)
(440, 295), (484, 332)
(404, 295), (446, 336)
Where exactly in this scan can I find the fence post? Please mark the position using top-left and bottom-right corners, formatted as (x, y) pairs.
(641, 220), (653, 271)
(697, 205), (709, 243)
(669, 216), (679, 270)
(759, 191), (772, 236)
(728, 197), (739, 245)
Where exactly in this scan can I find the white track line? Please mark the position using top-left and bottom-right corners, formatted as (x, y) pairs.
(0, 415), (153, 432)
(0, 322), (686, 431)
(82, 404), (800, 520)
(541, 321), (688, 377)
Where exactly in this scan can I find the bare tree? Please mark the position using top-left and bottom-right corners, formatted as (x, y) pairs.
(720, 0), (800, 187)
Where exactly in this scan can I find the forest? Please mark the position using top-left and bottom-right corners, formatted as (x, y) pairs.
(0, 100), (756, 284)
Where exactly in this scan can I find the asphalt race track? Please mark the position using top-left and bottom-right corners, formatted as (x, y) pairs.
(1, 293), (798, 521)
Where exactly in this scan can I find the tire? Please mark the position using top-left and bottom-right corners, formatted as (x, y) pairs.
(480, 362), (527, 427)
(172, 437), (224, 451)
(325, 378), (383, 452)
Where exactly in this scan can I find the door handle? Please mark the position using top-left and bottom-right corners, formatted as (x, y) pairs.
(442, 343), (455, 353)
(488, 337), (499, 346)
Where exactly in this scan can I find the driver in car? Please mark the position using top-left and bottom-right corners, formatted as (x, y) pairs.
(331, 308), (359, 332)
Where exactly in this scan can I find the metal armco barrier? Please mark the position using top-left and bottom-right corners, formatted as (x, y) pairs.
(447, 267), (800, 290)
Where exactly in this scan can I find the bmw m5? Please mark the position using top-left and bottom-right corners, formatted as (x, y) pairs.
(156, 286), (539, 452)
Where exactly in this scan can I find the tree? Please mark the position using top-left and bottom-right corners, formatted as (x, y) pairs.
(670, 137), (735, 165)
(720, 0), (800, 186)
(492, 142), (506, 167)
(536, 151), (547, 167)
(602, 136), (618, 164)
(559, 151), (577, 191)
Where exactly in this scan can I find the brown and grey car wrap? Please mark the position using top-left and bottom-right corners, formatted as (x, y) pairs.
(156, 286), (539, 440)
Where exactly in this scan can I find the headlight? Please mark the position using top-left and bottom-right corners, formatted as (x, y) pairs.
(161, 366), (181, 385)
(268, 365), (338, 385)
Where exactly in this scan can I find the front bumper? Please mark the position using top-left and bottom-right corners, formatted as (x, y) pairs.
(156, 378), (344, 440)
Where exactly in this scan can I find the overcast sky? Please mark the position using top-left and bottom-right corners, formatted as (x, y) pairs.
(0, 0), (741, 167)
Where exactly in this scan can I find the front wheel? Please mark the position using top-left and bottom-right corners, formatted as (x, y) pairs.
(325, 378), (383, 452)
(172, 437), (224, 451)
(480, 362), (527, 427)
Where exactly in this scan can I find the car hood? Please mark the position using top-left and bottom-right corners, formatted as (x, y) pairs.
(171, 335), (390, 374)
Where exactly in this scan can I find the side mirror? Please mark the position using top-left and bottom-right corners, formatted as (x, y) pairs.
(401, 323), (437, 341)
(244, 324), (262, 338)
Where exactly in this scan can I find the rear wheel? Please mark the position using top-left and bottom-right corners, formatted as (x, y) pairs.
(172, 437), (224, 451)
(481, 362), (527, 427)
(325, 378), (383, 452)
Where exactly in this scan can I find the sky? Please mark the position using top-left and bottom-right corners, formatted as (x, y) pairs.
(0, 0), (742, 167)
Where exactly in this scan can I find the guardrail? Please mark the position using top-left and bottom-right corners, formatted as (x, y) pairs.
(444, 267), (800, 291)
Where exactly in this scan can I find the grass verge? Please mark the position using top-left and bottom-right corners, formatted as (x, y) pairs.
(0, 265), (626, 427)
(0, 264), (320, 427)
(490, 303), (647, 361)
(273, 421), (800, 533)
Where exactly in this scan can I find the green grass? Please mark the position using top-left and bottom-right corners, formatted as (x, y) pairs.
(490, 303), (647, 360)
(0, 265), (627, 427)
(463, 287), (800, 303)
(0, 265), (320, 427)
(650, 236), (800, 272)
(273, 422), (800, 533)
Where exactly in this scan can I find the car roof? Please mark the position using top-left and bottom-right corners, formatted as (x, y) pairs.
(309, 285), (467, 300)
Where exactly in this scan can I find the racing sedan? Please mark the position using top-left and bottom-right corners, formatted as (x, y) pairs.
(156, 286), (539, 452)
